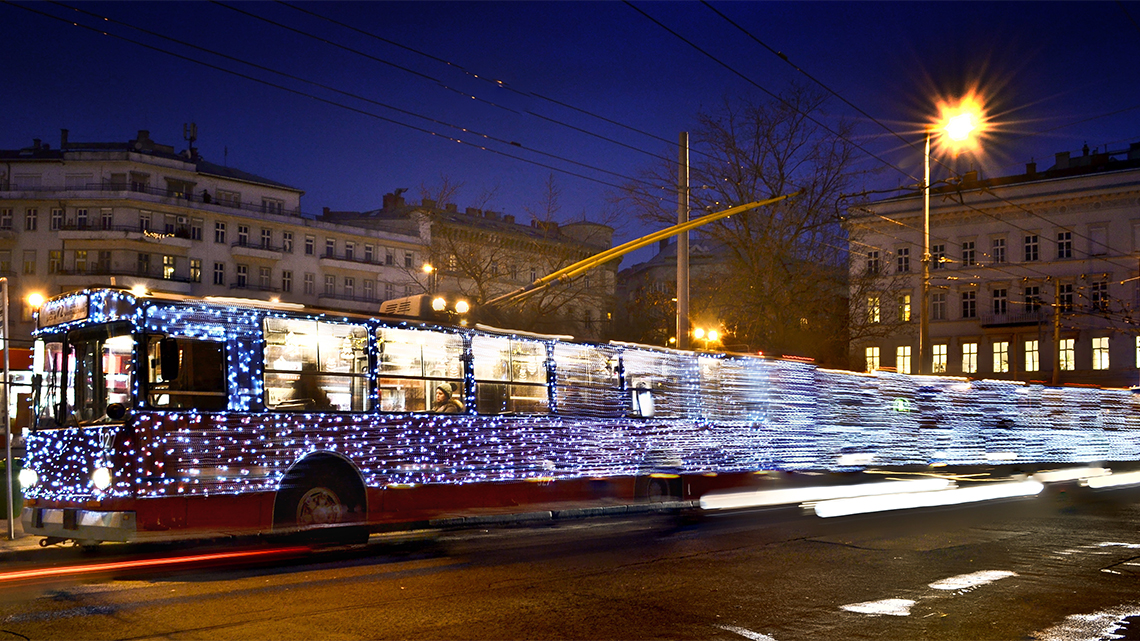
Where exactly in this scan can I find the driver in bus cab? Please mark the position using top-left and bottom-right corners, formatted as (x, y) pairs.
(432, 382), (464, 413)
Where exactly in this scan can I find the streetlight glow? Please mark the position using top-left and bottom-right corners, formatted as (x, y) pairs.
(944, 112), (976, 142)
(934, 92), (986, 154)
(26, 293), (44, 309)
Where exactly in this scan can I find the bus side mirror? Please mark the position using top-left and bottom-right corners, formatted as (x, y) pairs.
(106, 403), (127, 420)
(160, 338), (180, 380)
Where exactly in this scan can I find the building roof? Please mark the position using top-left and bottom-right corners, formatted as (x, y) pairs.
(0, 129), (302, 193)
(861, 141), (1140, 211)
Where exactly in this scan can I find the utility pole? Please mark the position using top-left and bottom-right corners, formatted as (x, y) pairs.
(2, 278), (11, 539)
(1052, 279), (1061, 386)
(677, 132), (690, 350)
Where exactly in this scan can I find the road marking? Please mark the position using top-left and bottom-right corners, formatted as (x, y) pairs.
(1032, 603), (1140, 641)
(842, 569), (1015, 617)
(717, 624), (779, 640)
(840, 598), (916, 616)
(928, 570), (1017, 590)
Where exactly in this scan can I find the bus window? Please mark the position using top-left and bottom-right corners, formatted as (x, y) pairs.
(552, 343), (622, 417)
(263, 318), (370, 412)
(146, 336), (227, 411)
(472, 334), (549, 414)
(376, 327), (464, 412)
(34, 326), (135, 427)
(621, 348), (698, 419)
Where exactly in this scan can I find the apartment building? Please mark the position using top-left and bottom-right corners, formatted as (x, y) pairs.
(323, 191), (617, 340)
(0, 129), (427, 352)
(846, 142), (1140, 387)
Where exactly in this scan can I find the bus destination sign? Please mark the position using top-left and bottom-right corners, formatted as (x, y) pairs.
(38, 294), (89, 328)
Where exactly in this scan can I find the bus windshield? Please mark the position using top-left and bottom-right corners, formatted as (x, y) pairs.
(36, 324), (134, 428)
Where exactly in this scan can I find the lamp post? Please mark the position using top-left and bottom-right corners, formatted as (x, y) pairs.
(919, 98), (982, 375)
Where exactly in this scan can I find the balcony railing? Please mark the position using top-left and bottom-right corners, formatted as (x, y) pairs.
(978, 307), (1052, 326)
(55, 266), (198, 284)
(1, 182), (303, 217)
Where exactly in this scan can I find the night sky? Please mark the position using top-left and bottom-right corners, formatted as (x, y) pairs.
(5, 1), (1139, 262)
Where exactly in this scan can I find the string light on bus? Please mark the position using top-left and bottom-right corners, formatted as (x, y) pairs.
(20, 288), (1134, 510)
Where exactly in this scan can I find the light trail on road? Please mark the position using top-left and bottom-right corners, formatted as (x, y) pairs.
(0, 545), (312, 585)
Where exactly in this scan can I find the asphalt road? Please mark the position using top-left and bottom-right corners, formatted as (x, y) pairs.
(1, 484), (1139, 640)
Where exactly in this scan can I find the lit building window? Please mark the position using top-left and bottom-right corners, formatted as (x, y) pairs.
(865, 346), (880, 372)
(867, 296), (881, 323)
(932, 344), (947, 374)
(1092, 337), (1110, 370)
(1060, 338), (1075, 371)
(962, 342), (978, 374)
(897, 294), (911, 322)
(993, 341), (1009, 373)
(1025, 340), (1039, 372)
(896, 345), (911, 374)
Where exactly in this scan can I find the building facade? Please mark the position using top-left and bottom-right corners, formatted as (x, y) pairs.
(846, 142), (1140, 388)
(0, 129), (428, 354)
(323, 191), (618, 340)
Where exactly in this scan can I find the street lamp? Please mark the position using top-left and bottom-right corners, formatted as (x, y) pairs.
(422, 263), (435, 294)
(693, 327), (720, 350)
(919, 95), (986, 375)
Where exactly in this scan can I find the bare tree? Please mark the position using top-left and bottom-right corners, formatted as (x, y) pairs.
(619, 84), (902, 368)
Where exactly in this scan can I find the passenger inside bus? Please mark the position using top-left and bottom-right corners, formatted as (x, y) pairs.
(432, 382), (464, 413)
(289, 364), (334, 411)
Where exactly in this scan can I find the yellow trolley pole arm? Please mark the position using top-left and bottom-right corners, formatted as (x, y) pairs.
(485, 191), (801, 308)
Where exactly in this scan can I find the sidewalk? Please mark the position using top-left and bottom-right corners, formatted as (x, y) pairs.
(0, 517), (47, 553)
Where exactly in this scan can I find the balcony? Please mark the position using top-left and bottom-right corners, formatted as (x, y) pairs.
(317, 292), (383, 314)
(58, 223), (194, 248)
(231, 240), (284, 261)
(979, 307), (1051, 327)
(1, 183), (303, 217)
(55, 267), (194, 294)
(318, 253), (391, 272)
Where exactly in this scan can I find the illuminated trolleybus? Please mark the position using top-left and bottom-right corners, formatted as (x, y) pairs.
(20, 288), (762, 544)
(20, 288), (1140, 545)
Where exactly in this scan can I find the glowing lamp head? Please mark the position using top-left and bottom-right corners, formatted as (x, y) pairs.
(934, 92), (987, 154)
(26, 293), (44, 309)
(708, 330), (720, 342)
(454, 300), (470, 315)
(92, 467), (113, 491)
(431, 297), (447, 312)
(944, 112), (977, 142)
(130, 285), (148, 297)
(693, 328), (705, 340)
(17, 468), (38, 488)
(422, 263), (434, 274)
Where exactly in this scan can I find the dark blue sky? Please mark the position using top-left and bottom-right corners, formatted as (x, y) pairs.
(5, 1), (1140, 260)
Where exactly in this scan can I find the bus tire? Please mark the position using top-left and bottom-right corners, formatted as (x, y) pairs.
(636, 476), (681, 502)
(274, 455), (369, 545)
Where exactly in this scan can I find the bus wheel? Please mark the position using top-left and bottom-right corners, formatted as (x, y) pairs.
(275, 458), (368, 545)
(636, 476), (680, 502)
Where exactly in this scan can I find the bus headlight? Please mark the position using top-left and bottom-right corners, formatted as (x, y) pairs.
(17, 468), (38, 488)
(92, 467), (113, 491)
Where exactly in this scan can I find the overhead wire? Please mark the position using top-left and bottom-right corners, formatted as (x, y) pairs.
(22, 1), (666, 197)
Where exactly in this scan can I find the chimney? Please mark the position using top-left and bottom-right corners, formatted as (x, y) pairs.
(445, 203), (458, 213)
(322, 206), (330, 216)
(503, 214), (515, 224)
(465, 207), (481, 216)
(422, 198), (436, 209)
(32, 138), (41, 150)
(1129, 142), (1140, 161)
(962, 170), (979, 183)
(382, 193), (396, 210)
(60, 129), (69, 148)
(1055, 151), (1070, 169)
(1026, 161), (1036, 176)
